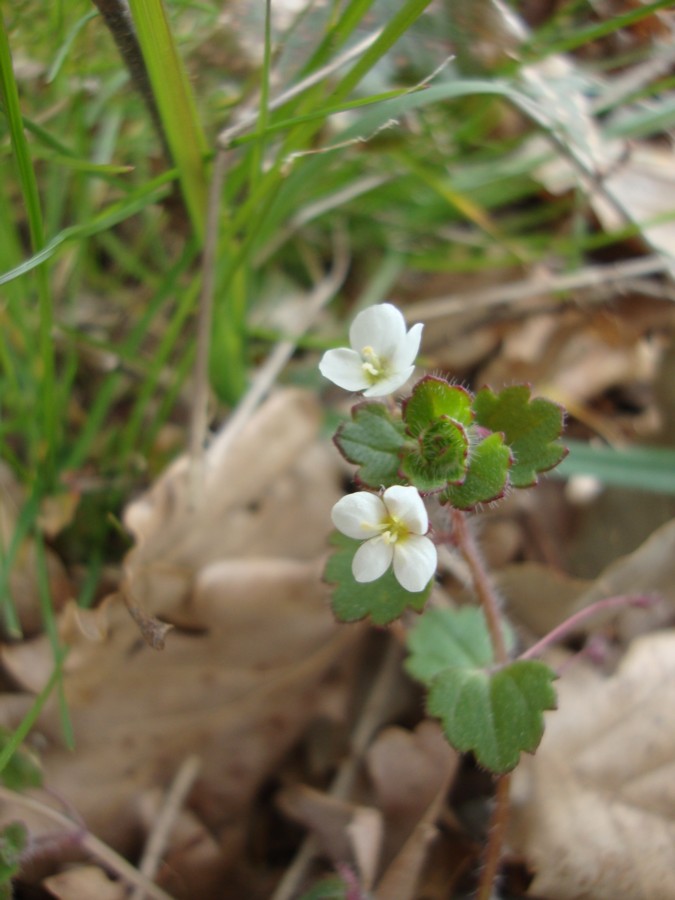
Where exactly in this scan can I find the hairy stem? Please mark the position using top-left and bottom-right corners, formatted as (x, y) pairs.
(450, 508), (507, 664)
(450, 508), (509, 899)
(519, 593), (656, 662)
(476, 772), (512, 900)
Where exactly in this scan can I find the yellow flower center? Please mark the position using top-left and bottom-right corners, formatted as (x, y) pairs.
(361, 345), (388, 383)
(379, 514), (409, 545)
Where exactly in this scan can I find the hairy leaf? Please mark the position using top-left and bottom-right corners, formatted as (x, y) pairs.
(441, 432), (511, 509)
(401, 416), (470, 492)
(473, 385), (567, 487)
(427, 660), (557, 772)
(334, 402), (406, 488)
(325, 533), (431, 625)
(403, 377), (473, 436)
(406, 606), (514, 684)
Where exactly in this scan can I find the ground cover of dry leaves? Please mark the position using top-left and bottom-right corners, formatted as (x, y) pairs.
(1, 270), (675, 900)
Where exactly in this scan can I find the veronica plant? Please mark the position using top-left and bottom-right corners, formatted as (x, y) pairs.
(320, 302), (568, 775)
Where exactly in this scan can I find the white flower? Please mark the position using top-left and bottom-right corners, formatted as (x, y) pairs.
(319, 303), (423, 397)
(331, 485), (437, 592)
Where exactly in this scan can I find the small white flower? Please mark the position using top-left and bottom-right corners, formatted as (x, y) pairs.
(319, 303), (423, 397)
(331, 485), (437, 592)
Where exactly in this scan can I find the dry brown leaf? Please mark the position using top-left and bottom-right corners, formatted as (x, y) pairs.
(509, 631), (675, 899)
(0, 558), (361, 864)
(366, 721), (459, 865)
(277, 783), (378, 871)
(43, 865), (127, 899)
(122, 389), (342, 620)
(500, 516), (675, 644)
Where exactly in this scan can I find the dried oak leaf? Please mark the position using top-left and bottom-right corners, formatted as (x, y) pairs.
(508, 631), (675, 899)
(499, 517), (675, 644)
(1, 559), (360, 862)
(121, 388), (343, 621)
(0, 390), (360, 867)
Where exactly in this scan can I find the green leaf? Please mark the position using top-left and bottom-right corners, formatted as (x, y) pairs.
(427, 660), (557, 773)
(0, 821), (27, 888)
(0, 729), (42, 791)
(441, 432), (511, 509)
(325, 533), (431, 625)
(401, 417), (470, 492)
(406, 606), (513, 684)
(403, 377), (474, 436)
(297, 877), (347, 900)
(334, 402), (406, 488)
(473, 385), (567, 487)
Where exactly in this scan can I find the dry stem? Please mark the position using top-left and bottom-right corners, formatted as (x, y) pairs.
(0, 785), (175, 900)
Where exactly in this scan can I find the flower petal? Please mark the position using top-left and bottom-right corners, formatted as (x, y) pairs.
(319, 348), (371, 391)
(362, 365), (415, 397)
(352, 536), (393, 582)
(390, 321), (423, 370)
(331, 492), (386, 540)
(382, 485), (428, 534)
(393, 535), (437, 592)
(349, 304), (406, 359)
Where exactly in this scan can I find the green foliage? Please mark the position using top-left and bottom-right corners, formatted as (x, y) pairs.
(332, 381), (563, 506)
(0, 729), (42, 792)
(334, 402), (407, 488)
(401, 416), (469, 492)
(298, 877), (347, 900)
(400, 378), (473, 491)
(0, 822), (26, 898)
(325, 533), (431, 625)
(473, 385), (568, 487)
(406, 606), (513, 680)
(407, 608), (556, 773)
(402, 377), (473, 433)
(426, 660), (557, 772)
(441, 432), (511, 509)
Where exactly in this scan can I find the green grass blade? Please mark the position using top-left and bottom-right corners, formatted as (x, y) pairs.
(0, 11), (58, 484)
(128, 0), (209, 243)
(555, 440), (675, 495)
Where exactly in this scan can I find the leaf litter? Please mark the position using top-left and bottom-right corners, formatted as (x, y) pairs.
(3, 2), (675, 898)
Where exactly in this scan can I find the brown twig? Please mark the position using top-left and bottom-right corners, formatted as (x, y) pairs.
(0, 785), (175, 900)
(412, 254), (672, 323)
(131, 755), (202, 900)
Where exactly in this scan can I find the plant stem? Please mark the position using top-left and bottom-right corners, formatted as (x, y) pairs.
(449, 508), (509, 899)
(450, 508), (507, 664)
(518, 592), (656, 661)
(476, 772), (512, 900)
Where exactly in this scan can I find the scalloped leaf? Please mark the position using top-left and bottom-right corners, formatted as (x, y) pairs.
(324, 532), (431, 625)
(0, 821), (27, 891)
(403, 377), (473, 436)
(427, 660), (557, 773)
(473, 385), (567, 487)
(405, 606), (514, 684)
(401, 416), (470, 492)
(334, 402), (406, 488)
(441, 432), (511, 509)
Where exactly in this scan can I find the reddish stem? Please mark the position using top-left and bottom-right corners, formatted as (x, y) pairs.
(450, 508), (507, 664)
(519, 593), (656, 662)
(449, 509), (510, 900)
